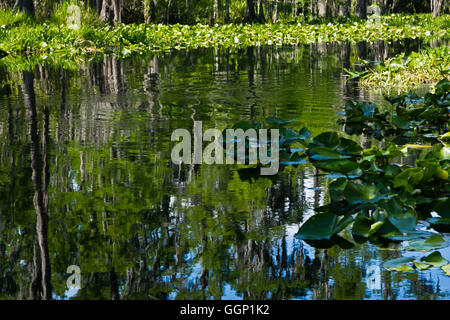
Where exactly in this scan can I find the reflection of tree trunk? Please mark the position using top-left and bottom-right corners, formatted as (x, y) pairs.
(23, 71), (52, 300)
(356, 41), (367, 61)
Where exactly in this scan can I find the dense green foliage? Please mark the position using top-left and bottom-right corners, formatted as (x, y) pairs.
(0, 12), (448, 69)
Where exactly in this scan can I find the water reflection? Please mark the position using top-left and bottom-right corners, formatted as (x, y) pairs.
(0, 40), (448, 300)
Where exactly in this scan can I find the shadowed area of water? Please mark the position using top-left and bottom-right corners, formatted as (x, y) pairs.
(0, 40), (449, 300)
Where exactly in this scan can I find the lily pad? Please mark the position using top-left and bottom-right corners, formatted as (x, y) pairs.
(295, 213), (353, 241)
(421, 251), (449, 267)
(414, 261), (432, 270)
(266, 117), (296, 125)
(343, 181), (389, 204)
(383, 257), (415, 271)
(406, 235), (449, 251)
(441, 264), (450, 276)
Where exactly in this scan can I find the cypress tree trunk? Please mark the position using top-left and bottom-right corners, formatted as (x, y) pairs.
(210, 0), (219, 24)
(100, 0), (122, 25)
(225, 0), (230, 23)
(272, 0), (278, 22)
(318, 0), (327, 17)
(355, 0), (367, 19)
(338, 0), (351, 16)
(431, 0), (444, 17)
(258, 0), (265, 22)
(246, 0), (257, 22)
(14, 0), (34, 17)
(144, 0), (157, 23)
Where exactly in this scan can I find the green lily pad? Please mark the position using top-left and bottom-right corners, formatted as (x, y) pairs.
(313, 132), (340, 149)
(266, 117), (296, 125)
(421, 251), (449, 267)
(414, 261), (432, 270)
(407, 235), (449, 251)
(433, 198), (450, 218)
(298, 127), (312, 140)
(392, 116), (410, 129)
(427, 217), (450, 233)
(313, 159), (359, 174)
(295, 213), (353, 241)
(383, 257), (415, 271)
(441, 264), (450, 276)
(309, 146), (352, 161)
(343, 181), (389, 204)
(352, 216), (383, 238)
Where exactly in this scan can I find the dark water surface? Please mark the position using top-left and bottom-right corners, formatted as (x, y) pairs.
(0, 41), (449, 300)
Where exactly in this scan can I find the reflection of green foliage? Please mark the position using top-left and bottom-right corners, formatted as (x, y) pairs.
(0, 46), (447, 300)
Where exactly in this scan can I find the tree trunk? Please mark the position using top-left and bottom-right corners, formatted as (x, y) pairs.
(338, 0), (351, 16)
(210, 0), (219, 25)
(272, 0), (278, 22)
(355, 0), (367, 19)
(292, 0), (297, 20)
(246, 0), (257, 22)
(14, 0), (34, 17)
(431, 0), (444, 17)
(100, 0), (122, 25)
(310, 0), (317, 18)
(258, 0), (265, 22)
(144, 0), (157, 23)
(225, 0), (230, 22)
(318, 0), (327, 17)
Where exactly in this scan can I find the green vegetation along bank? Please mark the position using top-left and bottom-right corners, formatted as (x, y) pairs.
(0, 11), (448, 67)
(347, 45), (450, 90)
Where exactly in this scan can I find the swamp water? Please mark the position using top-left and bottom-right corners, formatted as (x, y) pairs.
(0, 41), (449, 299)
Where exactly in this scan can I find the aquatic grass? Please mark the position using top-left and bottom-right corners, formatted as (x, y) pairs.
(355, 46), (450, 91)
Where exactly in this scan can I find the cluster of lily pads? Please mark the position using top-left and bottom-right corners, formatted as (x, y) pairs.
(232, 78), (449, 275)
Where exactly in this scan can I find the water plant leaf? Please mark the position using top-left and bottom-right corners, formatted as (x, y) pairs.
(393, 168), (424, 193)
(309, 146), (352, 161)
(427, 217), (450, 233)
(433, 198), (450, 218)
(414, 261), (432, 270)
(343, 181), (388, 204)
(352, 216), (383, 238)
(421, 251), (449, 267)
(392, 116), (410, 129)
(383, 257), (415, 271)
(298, 127), (312, 140)
(313, 159), (359, 174)
(312, 132), (340, 149)
(406, 235), (449, 251)
(442, 264), (450, 276)
(266, 117), (296, 125)
(295, 213), (353, 241)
